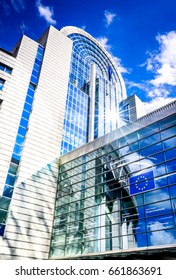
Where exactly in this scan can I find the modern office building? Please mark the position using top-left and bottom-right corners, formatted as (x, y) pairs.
(0, 25), (176, 259)
(50, 101), (176, 259)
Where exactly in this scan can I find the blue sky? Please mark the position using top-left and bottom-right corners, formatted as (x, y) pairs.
(1, 0), (176, 111)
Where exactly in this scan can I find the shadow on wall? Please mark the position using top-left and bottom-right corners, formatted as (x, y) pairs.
(0, 158), (59, 259)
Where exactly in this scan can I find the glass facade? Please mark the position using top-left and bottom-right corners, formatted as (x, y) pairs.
(0, 62), (12, 74)
(0, 78), (5, 91)
(60, 32), (124, 155)
(60, 82), (89, 155)
(50, 113), (176, 258)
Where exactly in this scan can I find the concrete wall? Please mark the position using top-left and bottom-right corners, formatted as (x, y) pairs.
(0, 37), (37, 194)
(0, 160), (57, 259)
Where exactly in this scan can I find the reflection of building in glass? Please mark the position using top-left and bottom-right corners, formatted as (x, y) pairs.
(0, 25), (176, 259)
(119, 94), (146, 126)
(60, 27), (127, 153)
(50, 102), (176, 259)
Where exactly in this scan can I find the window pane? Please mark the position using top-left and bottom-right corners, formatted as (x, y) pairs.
(147, 219), (176, 246)
(16, 134), (25, 145)
(27, 88), (35, 98)
(33, 63), (40, 71)
(0, 62), (12, 74)
(155, 163), (166, 176)
(138, 123), (159, 139)
(0, 78), (5, 90)
(170, 186), (176, 198)
(0, 224), (5, 236)
(136, 233), (148, 247)
(8, 163), (18, 175)
(25, 95), (33, 105)
(29, 83), (36, 91)
(6, 173), (16, 186)
(20, 118), (28, 128)
(139, 133), (160, 149)
(155, 175), (168, 188)
(163, 136), (176, 150)
(30, 75), (38, 85)
(38, 45), (44, 54)
(34, 58), (42, 66)
(0, 210), (8, 223)
(36, 52), (42, 60)
(12, 153), (20, 163)
(161, 126), (176, 140)
(13, 143), (22, 155)
(165, 147), (176, 161)
(23, 102), (32, 112)
(140, 143), (163, 157)
(144, 187), (169, 204)
(0, 196), (11, 210)
(126, 132), (138, 144)
(3, 185), (14, 198)
(148, 152), (165, 165)
(22, 110), (30, 120)
(166, 160), (176, 173)
(160, 115), (176, 129)
(11, 155), (19, 165)
(145, 200), (172, 217)
(18, 126), (27, 137)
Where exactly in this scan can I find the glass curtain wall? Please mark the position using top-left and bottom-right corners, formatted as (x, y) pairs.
(50, 113), (176, 258)
(60, 33), (123, 155)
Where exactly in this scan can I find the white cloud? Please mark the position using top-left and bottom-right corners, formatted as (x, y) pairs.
(96, 36), (112, 52)
(126, 80), (176, 113)
(147, 31), (176, 86)
(143, 82), (175, 113)
(10, 0), (25, 12)
(96, 36), (128, 73)
(19, 22), (28, 35)
(147, 87), (169, 99)
(81, 25), (86, 31)
(104, 10), (116, 27)
(113, 56), (130, 73)
(125, 81), (144, 90)
(126, 32), (176, 110)
(36, 0), (57, 25)
(144, 96), (176, 113)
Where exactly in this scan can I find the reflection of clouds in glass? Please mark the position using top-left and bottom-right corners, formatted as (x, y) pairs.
(145, 189), (169, 204)
(119, 145), (159, 174)
(154, 164), (166, 177)
(117, 137), (171, 188)
(126, 152), (154, 173)
(163, 136), (176, 149)
(149, 221), (176, 245)
(125, 154), (165, 175)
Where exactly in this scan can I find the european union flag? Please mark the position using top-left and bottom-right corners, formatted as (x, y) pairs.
(129, 171), (155, 195)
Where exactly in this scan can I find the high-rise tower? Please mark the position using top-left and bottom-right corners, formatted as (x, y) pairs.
(0, 25), (126, 258)
(0, 25), (175, 260)
(59, 26), (126, 154)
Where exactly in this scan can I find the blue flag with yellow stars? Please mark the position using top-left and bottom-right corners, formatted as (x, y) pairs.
(129, 170), (155, 195)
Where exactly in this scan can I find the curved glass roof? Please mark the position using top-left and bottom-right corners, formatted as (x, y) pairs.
(61, 26), (126, 99)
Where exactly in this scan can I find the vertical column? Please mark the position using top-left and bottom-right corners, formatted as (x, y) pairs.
(115, 82), (121, 128)
(88, 63), (96, 142)
(99, 198), (106, 252)
(112, 200), (121, 250)
(122, 220), (128, 249)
